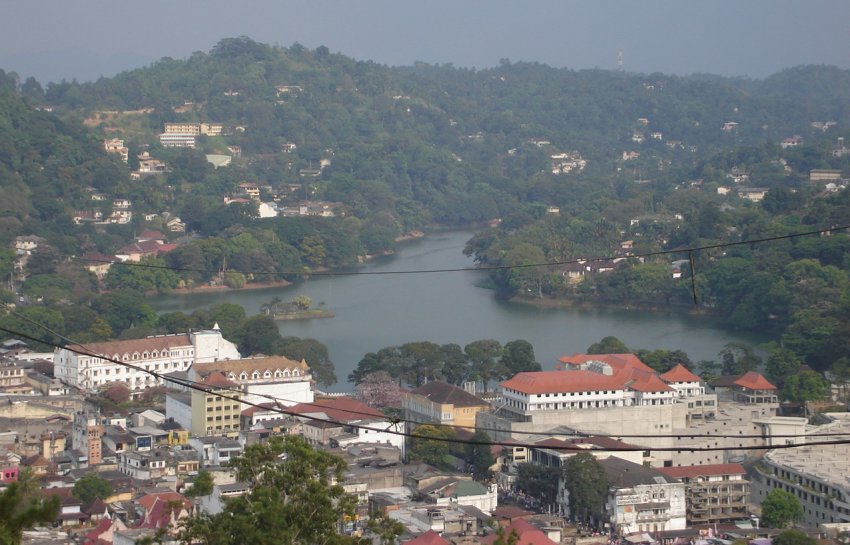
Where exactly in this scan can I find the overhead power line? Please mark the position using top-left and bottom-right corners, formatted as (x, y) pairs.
(3, 322), (850, 453)
(72, 224), (850, 278)
(9, 309), (847, 442)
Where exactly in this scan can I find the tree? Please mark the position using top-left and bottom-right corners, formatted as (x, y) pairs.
(72, 472), (113, 505)
(760, 488), (803, 528)
(772, 530), (817, 545)
(563, 452), (608, 523)
(464, 430), (495, 482)
(781, 370), (830, 403)
(179, 435), (366, 545)
(587, 336), (629, 354)
(102, 383), (131, 405)
(765, 348), (803, 389)
(515, 463), (560, 505)
(719, 342), (762, 375)
(0, 469), (59, 545)
(501, 340), (541, 375)
(354, 371), (403, 410)
(185, 469), (214, 498)
(408, 424), (454, 466)
(366, 511), (404, 545)
(465, 339), (504, 392)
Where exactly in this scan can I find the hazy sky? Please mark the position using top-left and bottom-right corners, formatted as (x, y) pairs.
(2, 0), (849, 84)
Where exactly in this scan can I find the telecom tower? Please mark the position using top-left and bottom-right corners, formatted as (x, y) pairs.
(618, 50), (624, 72)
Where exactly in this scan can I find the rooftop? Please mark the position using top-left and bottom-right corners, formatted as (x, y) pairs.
(409, 381), (488, 408)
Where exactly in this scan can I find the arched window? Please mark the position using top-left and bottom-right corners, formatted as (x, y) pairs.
(263, 370), (271, 378)
(239, 372), (248, 380)
(132, 352), (140, 360)
(252, 371), (261, 380)
(292, 369), (300, 377)
(283, 369), (290, 377)
(274, 370), (283, 378)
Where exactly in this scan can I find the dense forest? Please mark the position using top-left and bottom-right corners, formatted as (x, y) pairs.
(1, 37), (849, 390)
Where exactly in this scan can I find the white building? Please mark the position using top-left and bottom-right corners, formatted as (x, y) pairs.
(188, 355), (313, 408)
(53, 328), (240, 393)
(751, 413), (850, 525)
(558, 457), (686, 535)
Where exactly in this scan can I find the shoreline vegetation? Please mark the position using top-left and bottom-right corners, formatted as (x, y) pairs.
(508, 294), (715, 316)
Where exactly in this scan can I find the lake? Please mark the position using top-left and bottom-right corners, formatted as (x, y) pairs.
(149, 230), (761, 390)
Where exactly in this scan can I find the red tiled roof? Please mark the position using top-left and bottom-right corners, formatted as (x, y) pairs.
(660, 364), (701, 383)
(557, 353), (654, 374)
(659, 463), (746, 480)
(137, 491), (189, 513)
(403, 530), (450, 545)
(629, 373), (673, 393)
(733, 371), (776, 391)
(502, 370), (624, 394)
(481, 519), (558, 545)
(200, 371), (239, 389)
(287, 396), (385, 422)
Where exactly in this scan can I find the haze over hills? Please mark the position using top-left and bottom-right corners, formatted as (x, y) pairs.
(1, 1), (849, 84)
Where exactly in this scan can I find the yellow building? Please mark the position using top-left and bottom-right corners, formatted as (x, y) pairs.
(403, 381), (491, 430)
(191, 372), (242, 437)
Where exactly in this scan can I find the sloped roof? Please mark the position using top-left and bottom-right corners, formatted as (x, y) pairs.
(557, 353), (655, 374)
(66, 335), (192, 357)
(193, 355), (309, 375)
(628, 372), (674, 393)
(481, 519), (558, 545)
(287, 397), (385, 422)
(659, 463), (746, 480)
(409, 381), (488, 408)
(600, 457), (679, 488)
(200, 371), (239, 390)
(660, 364), (701, 383)
(403, 530), (450, 545)
(734, 371), (776, 391)
(502, 370), (624, 394)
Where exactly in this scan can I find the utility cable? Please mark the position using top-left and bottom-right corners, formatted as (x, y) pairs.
(6, 309), (850, 442)
(71, 224), (850, 278)
(3, 324), (850, 453)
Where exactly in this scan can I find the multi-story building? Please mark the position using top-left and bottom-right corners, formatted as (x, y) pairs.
(287, 397), (405, 453)
(403, 381), (491, 430)
(751, 413), (850, 526)
(558, 457), (686, 535)
(103, 138), (129, 162)
(659, 464), (750, 525)
(190, 372), (242, 437)
(72, 411), (104, 466)
(479, 354), (714, 466)
(189, 355), (313, 408)
(158, 132), (196, 148)
(54, 328), (241, 394)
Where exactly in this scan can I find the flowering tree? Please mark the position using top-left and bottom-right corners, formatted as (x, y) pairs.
(354, 371), (402, 410)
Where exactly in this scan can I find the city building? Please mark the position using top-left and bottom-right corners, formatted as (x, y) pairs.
(558, 457), (686, 535)
(751, 413), (850, 525)
(188, 355), (314, 408)
(659, 464), (750, 525)
(190, 372), (242, 437)
(403, 381), (491, 430)
(54, 328), (241, 393)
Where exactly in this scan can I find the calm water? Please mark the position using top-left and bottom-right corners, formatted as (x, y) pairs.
(149, 230), (760, 390)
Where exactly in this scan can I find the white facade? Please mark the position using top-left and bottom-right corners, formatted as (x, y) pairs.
(53, 329), (241, 393)
(751, 414), (850, 525)
(435, 483), (499, 514)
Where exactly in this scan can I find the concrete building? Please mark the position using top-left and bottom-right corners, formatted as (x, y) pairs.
(190, 372), (242, 438)
(659, 464), (750, 525)
(403, 381), (491, 430)
(286, 397), (405, 453)
(54, 328), (241, 393)
(751, 414), (850, 526)
(72, 411), (104, 466)
(558, 457), (686, 535)
(478, 354), (715, 466)
(189, 355), (313, 409)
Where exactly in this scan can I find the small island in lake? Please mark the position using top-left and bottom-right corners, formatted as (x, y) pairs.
(261, 296), (335, 321)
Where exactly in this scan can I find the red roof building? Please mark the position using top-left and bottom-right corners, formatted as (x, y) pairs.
(481, 519), (559, 545)
(403, 530), (450, 545)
